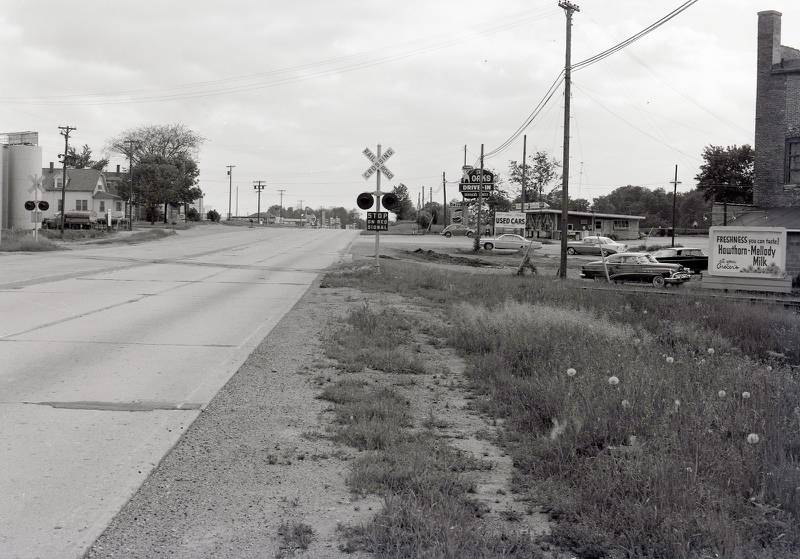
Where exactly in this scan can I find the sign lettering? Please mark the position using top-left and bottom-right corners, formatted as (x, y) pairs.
(707, 226), (787, 279)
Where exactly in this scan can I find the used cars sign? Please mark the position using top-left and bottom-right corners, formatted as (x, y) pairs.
(494, 212), (526, 228)
(708, 226), (787, 279)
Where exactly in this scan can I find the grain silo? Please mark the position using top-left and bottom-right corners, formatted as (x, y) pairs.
(0, 132), (43, 231)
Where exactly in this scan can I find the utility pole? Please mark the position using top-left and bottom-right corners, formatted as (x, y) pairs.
(125, 139), (139, 231)
(418, 192), (421, 210)
(558, 0), (579, 279)
(463, 145), (467, 166)
(236, 186), (239, 217)
(670, 165), (681, 247)
(442, 171), (447, 225)
(57, 125), (76, 238)
(521, 134), (528, 236)
(299, 199), (304, 226)
(277, 189), (286, 223)
(253, 181), (265, 224)
(226, 165), (235, 220)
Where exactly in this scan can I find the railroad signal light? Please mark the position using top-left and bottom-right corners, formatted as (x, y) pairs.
(356, 192), (374, 210)
(38, 201), (49, 211)
(381, 193), (399, 211)
(24, 200), (36, 211)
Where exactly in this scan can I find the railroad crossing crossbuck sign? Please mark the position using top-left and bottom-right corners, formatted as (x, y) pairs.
(362, 147), (395, 180)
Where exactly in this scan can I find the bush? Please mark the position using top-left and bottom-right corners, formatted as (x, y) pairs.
(206, 209), (220, 222)
(186, 207), (200, 221)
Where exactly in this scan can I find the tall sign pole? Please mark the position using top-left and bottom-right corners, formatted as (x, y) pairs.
(474, 144), (484, 251)
(558, 1), (579, 279)
(521, 134), (527, 234)
(57, 125), (76, 238)
(670, 165), (681, 247)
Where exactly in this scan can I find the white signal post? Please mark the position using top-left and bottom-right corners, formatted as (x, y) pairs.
(362, 144), (394, 268)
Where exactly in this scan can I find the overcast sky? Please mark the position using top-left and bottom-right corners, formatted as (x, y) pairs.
(2, 1), (799, 217)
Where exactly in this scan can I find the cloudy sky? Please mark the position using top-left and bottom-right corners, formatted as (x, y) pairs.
(2, 1), (799, 217)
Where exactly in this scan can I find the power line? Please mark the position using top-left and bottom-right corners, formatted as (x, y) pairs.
(484, 0), (701, 160)
(571, 0), (699, 72)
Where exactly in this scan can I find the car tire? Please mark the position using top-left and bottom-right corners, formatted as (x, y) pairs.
(652, 275), (666, 288)
(466, 231), (473, 238)
(444, 231), (452, 238)
(484, 242), (494, 250)
(567, 247), (576, 255)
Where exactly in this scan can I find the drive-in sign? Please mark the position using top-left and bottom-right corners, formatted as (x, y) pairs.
(494, 212), (526, 227)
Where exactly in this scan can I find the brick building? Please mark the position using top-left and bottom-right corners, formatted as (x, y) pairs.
(734, 10), (800, 285)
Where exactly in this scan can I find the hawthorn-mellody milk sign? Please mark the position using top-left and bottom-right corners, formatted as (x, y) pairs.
(708, 226), (787, 279)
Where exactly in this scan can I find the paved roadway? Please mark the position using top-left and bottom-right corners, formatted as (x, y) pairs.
(0, 226), (358, 558)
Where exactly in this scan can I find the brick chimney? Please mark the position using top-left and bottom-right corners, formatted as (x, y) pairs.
(116, 164), (120, 173)
(49, 161), (54, 173)
(754, 10), (786, 207)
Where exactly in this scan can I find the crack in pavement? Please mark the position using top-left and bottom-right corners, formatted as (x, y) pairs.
(23, 401), (203, 412)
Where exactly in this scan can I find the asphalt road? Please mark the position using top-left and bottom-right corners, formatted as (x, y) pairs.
(0, 225), (358, 558)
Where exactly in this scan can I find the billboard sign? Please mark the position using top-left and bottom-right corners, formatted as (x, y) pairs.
(708, 227), (787, 279)
(494, 212), (526, 228)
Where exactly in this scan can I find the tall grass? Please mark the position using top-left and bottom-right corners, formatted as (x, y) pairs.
(0, 230), (60, 252)
(323, 261), (800, 557)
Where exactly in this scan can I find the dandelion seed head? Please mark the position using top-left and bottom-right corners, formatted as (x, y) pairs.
(666, 356), (674, 364)
(718, 390), (727, 398)
(621, 399), (631, 409)
(747, 433), (760, 445)
(566, 368), (577, 377)
(674, 399), (681, 409)
(742, 391), (751, 399)
(643, 309), (648, 315)
(608, 376), (620, 386)
(766, 365), (773, 372)
(707, 348), (715, 355)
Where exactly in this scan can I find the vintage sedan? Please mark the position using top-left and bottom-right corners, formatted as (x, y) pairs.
(567, 235), (627, 255)
(651, 247), (708, 272)
(481, 234), (543, 251)
(580, 252), (692, 287)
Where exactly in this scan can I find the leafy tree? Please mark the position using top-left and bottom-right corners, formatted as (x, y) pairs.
(508, 151), (561, 203)
(694, 144), (754, 203)
(110, 124), (204, 223)
(207, 209), (221, 222)
(133, 155), (179, 224)
(65, 144), (108, 171)
(389, 183), (415, 220)
(417, 210), (432, 229)
(186, 207), (200, 221)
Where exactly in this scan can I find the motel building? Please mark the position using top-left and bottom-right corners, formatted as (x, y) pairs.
(512, 202), (645, 241)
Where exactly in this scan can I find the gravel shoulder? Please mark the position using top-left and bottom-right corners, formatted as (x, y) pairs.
(86, 259), (551, 558)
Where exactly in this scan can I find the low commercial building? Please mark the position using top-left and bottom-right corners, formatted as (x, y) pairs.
(515, 204), (644, 240)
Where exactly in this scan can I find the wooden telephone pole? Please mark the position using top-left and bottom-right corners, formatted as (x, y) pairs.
(558, 0), (579, 279)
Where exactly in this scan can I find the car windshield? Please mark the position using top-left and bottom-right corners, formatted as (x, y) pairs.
(682, 249), (705, 256)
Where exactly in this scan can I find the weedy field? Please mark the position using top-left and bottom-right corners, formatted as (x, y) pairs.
(0, 230), (60, 251)
(322, 258), (800, 559)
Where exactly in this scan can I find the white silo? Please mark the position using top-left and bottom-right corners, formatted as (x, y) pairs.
(0, 132), (43, 232)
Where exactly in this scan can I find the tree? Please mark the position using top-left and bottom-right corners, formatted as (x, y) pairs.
(389, 183), (415, 220)
(207, 209), (221, 222)
(133, 155), (179, 224)
(694, 144), (754, 203)
(417, 210), (432, 229)
(508, 151), (561, 203)
(109, 124), (204, 222)
(186, 207), (200, 221)
(66, 144), (108, 170)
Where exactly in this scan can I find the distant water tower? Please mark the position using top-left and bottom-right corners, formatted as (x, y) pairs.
(0, 131), (43, 232)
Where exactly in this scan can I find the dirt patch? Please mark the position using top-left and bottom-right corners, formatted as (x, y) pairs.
(86, 279), (553, 557)
(407, 248), (496, 267)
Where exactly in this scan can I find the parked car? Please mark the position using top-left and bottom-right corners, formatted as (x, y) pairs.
(482, 234), (543, 251)
(651, 247), (708, 272)
(42, 211), (98, 230)
(580, 252), (692, 287)
(441, 224), (475, 238)
(567, 235), (627, 255)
